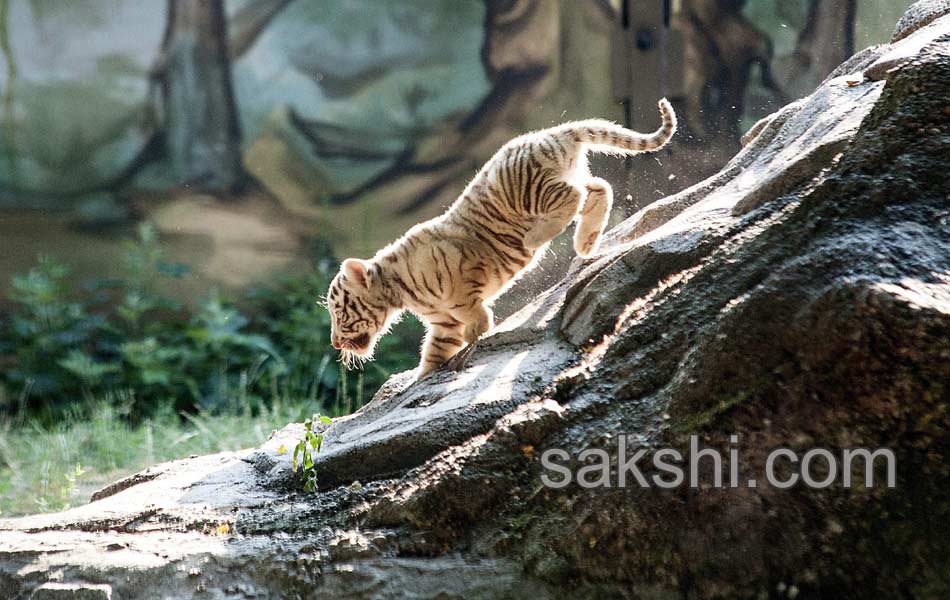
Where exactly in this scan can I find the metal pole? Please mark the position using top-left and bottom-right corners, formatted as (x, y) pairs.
(662, 0), (671, 100)
(621, 0), (633, 131)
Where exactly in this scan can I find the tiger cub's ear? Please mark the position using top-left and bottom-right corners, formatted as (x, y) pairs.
(342, 258), (371, 288)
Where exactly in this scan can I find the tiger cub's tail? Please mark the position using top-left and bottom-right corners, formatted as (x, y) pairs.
(557, 99), (677, 154)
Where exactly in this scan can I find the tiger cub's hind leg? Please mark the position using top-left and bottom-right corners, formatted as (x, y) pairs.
(574, 177), (613, 257)
(523, 181), (584, 250)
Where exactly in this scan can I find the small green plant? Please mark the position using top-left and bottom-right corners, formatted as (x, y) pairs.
(292, 413), (332, 491)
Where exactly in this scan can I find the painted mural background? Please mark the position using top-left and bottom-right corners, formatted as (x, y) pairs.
(0, 0), (912, 309)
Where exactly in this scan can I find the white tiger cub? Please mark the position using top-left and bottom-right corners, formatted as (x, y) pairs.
(327, 99), (677, 379)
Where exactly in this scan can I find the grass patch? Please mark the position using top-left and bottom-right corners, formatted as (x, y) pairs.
(0, 398), (317, 517)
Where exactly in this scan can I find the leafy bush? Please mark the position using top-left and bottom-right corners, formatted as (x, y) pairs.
(0, 224), (422, 423)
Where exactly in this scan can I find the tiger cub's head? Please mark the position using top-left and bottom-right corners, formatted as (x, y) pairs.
(325, 258), (391, 368)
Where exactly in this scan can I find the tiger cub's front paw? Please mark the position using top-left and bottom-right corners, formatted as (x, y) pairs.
(444, 342), (477, 372)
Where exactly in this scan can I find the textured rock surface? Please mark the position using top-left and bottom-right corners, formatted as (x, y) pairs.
(893, 0), (950, 40)
(2, 3), (949, 598)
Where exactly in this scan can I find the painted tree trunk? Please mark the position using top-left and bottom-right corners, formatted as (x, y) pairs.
(779, 0), (858, 99)
(158, 0), (243, 192)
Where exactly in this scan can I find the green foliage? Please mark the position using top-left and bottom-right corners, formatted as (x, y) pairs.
(0, 223), (422, 422)
(292, 413), (332, 492)
(3, 255), (109, 401)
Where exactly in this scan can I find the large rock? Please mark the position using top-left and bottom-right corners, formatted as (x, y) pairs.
(2, 3), (949, 598)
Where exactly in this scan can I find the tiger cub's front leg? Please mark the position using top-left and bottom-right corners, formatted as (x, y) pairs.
(419, 318), (466, 378)
(452, 303), (493, 345)
(444, 303), (493, 372)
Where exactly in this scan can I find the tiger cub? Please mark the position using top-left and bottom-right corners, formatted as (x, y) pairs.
(327, 99), (677, 379)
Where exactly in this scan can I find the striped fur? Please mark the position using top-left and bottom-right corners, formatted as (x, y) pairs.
(328, 99), (677, 378)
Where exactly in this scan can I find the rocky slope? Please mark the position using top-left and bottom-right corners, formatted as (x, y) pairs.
(2, 2), (949, 598)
